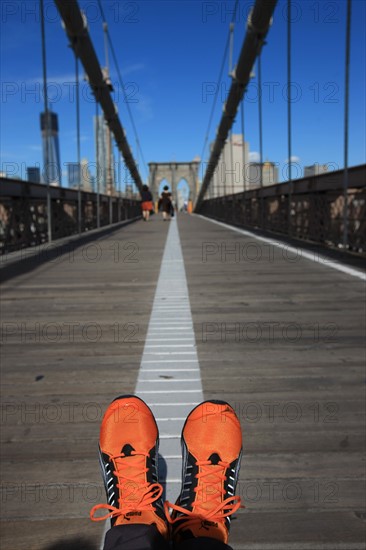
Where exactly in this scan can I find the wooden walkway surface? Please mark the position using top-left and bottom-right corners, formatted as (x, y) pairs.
(1, 213), (365, 549)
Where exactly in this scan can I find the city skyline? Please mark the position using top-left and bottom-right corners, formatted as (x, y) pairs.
(1, 1), (365, 191)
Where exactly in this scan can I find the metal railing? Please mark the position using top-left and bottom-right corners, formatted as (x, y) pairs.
(196, 165), (366, 254)
(0, 178), (141, 254)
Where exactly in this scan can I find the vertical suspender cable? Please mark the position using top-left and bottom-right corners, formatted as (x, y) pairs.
(40, 0), (52, 243)
(96, 101), (100, 228)
(75, 54), (81, 234)
(102, 21), (113, 200)
(258, 54), (264, 227)
(287, 0), (293, 235)
(199, 1), (239, 202)
(343, 0), (351, 248)
(229, 22), (235, 196)
(229, 134), (234, 194)
(241, 100), (246, 192)
(240, 99), (246, 226)
(258, 54), (263, 188)
(136, 138), (140, 190)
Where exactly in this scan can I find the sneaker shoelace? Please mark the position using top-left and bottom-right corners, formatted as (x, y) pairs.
(90, 450), (163, 522)
(164, 459), (243, 534)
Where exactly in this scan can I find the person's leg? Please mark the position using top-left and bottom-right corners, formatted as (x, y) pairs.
(102, 524), (169, 550)
(176, 537), (233, 549)
(146, 210), (150, 221)
(165, 400), (242, 548)
(90, 395), (169, 549)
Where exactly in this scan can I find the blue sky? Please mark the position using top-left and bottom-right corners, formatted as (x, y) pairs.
(1, 0), (365, 190)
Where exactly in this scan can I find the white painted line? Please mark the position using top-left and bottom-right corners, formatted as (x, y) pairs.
(196, 214), (366, 281)
(148, 322), (192, 325)
(153, 307), (190, 310)
(147, 328), (193, 331)
(144, 344), (196, 348)
(159, 455), (182, 459)
(142, 354), (196, 355)
(160, 479), (182, 483)
(135, 217), (204, 503)
(148, 325), (193, 329)
(149, 321), (193, 324)
(138, 379), (201, 383)
(146, 338), (195, 341)
(142, 360), (198, 363)
(142, 369), (200, 372)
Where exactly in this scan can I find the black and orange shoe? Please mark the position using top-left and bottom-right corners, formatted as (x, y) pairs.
(90, 395), (168, 540)
(165, 400), (243, 545)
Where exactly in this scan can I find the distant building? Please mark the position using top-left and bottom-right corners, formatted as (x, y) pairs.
(67, 162), (81, 188)
(304, 164), (329, 177)
(248, 161), (278, 188)
(209, 134), (249, 198)
(40, 111), (61, 185)
(67, 160), (93, 191)
(80, 158), (93, 191)
(125, 184), (133, 198)
(27, 167), (41, 184)
(94, 115), (115, 194)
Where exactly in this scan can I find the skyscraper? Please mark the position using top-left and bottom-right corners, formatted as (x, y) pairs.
(40, 111), (61, 186)
(67, 160), (93, 191)
(67, 162), (81, 188)
(210, 134), (249, 197)
(80, 158), (93, 191)
(27, 166), (41, 184)
(94, 115), (106, 193)
(94, 115), (115, 194)
(249, 161), (279, 188)
(304, 164), (329, 177)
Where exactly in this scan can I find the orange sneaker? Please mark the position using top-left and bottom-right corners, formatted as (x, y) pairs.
(165, 400), (243, 544)
(90, 395), (168, 540)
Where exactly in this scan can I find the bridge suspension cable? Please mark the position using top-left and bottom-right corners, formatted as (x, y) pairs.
(195, 0), (278, 211)
(75, 53), (82, 233)
(96, 0), (149, 182)
(54, 0), (144, 192)
(287, 0), (293, 234)
(199, 0), (240, 176)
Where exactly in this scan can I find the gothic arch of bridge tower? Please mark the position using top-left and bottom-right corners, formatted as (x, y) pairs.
(148, 161), (200, 205)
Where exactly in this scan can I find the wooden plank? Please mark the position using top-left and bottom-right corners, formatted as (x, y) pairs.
(178, 214), (366, 547)
(0, 219), (168, 546)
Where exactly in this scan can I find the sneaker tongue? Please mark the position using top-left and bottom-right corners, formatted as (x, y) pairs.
(196, 454), (225, 515)
(208, 452), (221, 465)
(121, 443), (135, 456)
(114, 445), (146, 504)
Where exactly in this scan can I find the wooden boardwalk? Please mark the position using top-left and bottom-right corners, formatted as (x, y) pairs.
(1, 214), (365, 549)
